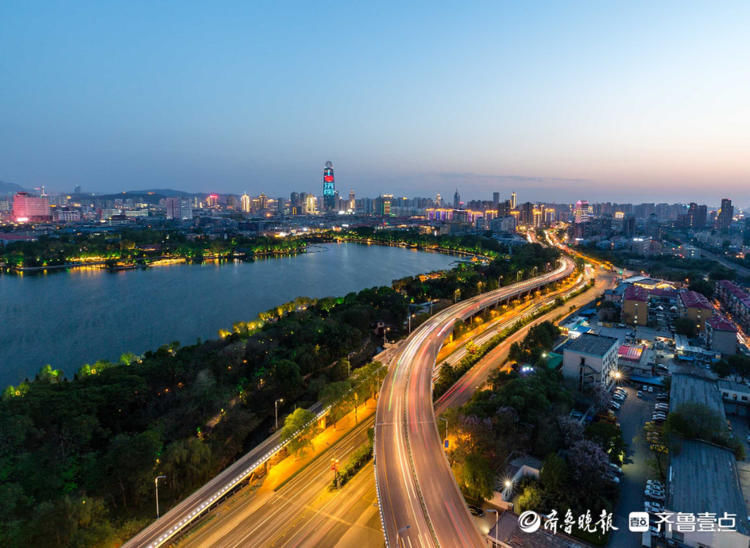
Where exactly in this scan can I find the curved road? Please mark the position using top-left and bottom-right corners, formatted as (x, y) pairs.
(374, 258), (575, 547)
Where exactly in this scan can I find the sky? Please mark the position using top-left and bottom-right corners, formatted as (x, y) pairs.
(1, 1), (749, 206)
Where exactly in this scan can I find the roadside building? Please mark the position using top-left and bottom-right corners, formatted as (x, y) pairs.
(562, 333), (619, 391)
(622, 285), (649, 326)
(719, 379), (750, 417)
(706, 315), (738, 356)
(678, 290), (715, 331)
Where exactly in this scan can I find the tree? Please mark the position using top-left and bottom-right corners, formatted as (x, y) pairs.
(712, 359), (732, 378)
(517, 484), (543, 512)
(585, 421), (626, 463)
(280, 408), (317, 457)
(567, 439), (610, 490)
(673, 317), (697, 337)
(458, 452), (494, 501)
(319, 381), (352, 429)
(689, 279), (715, 299)
(272, 359), (303, 395)
(540, 453), (568, 495)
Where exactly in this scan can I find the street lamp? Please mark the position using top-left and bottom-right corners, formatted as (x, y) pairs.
(154, 475), (167, 518)
(440, 417), (448, 442)
(275, 398), (284, 431)
(486, 508), (500, 545)
(408, 312), (416, 333)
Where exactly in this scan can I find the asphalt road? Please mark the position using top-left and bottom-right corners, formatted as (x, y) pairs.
(180, 418), (378, 548)
(125, 403), (322, 548)
(374, 259), (576, 547)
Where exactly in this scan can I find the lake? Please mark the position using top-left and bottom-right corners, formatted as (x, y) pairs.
(0, 243), (457, 387)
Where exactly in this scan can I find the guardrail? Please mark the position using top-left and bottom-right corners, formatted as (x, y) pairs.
(135, 404), (330, 548)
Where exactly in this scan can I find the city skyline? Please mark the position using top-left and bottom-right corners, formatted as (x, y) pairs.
(1, 2), (749, 204)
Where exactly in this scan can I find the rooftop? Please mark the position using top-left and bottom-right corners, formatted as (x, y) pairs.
(718, 379), (750, 394)
(707, 314), (738, 333)
(680, 290), (714, 311)
(618, 344), (644, 362)
(668, 440), (748, 535)
(669, 373), (725, 420)
(564, 333), (619, 358)
(624, 285), (649, 302)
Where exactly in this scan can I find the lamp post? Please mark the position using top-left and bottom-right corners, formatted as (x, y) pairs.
(408, 313), (416, 334)
(486, 508), (499, 545)
(274, 398), (284, 431)
(383, 326), (390, 346)
(154, 475), (167, 518)
(440, 417), (448, 442)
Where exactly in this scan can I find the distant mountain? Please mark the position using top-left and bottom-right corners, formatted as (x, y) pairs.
(0, 180), (26, 195)
(132, 188), (193, 197)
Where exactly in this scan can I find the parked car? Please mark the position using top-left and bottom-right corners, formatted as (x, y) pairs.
(637, 390), (644, 398)
(467, 504), (484, 517)
(646, 480), (664, 489)
(656, 394), (668, 401)
(654, 404), (669, 410)
(647, 386), (654, 392)
(609, 463), (623, 475)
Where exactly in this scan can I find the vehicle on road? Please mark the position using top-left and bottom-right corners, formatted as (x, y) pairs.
(467, 505), (484, 517)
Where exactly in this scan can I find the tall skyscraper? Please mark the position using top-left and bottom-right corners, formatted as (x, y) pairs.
(717, 198), (733, 230)
(574, 200), (591, 224)
(453, 189), (461, 209)
(348, 190), (355, 210)
(323, 161), (335, 211)
(492, 192), (500, 206)
(240, 193), (251, 213)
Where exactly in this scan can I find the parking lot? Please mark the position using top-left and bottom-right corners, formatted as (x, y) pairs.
(608, 384), (663, 548)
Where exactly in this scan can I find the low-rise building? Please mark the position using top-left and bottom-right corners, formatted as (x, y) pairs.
(717, 280), (750, 333)
(679, 290), (715, 331)
(664, 440), (749, 547)
(562, 333), (619, 391)
(622, 285), (649, 326)
(617, 343), (652, 376)
(719, 379), (750, 417)
(706, 314), (738, 356)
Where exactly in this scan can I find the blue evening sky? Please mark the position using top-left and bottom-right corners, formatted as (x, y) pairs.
(1, 1), (748, 205)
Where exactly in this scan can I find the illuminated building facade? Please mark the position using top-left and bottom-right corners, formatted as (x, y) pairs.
(12, 192), (50, 222)
(241, 193), (251, 213)
(322, 161), (335, 210)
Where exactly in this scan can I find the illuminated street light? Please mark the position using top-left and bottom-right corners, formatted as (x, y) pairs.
(274, 398), (284, 430)
(155, 475), (167, 518)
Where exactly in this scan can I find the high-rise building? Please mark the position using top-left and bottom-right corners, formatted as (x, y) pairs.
(323, 161), (336, 211)
(687, 202), (707, 228)
(435, 193), (442, 207)
(376, 194), (393, 216)
(574, 200), (591, 224)
(492, 192), (500, 206)
(497, 199), (511, 217)
(348, 190), (355, 210)
(717, 198), (733, 230)
(510, 192), (517, 210)
(12, 192), (50, 222)
(241, 193), (251, 213)
(165, 197), (180, 219)
(453, 189), (461, 209)
(305, 194), (318, 215)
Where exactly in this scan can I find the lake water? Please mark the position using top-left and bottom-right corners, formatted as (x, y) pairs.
(0, 243), (457, 387)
